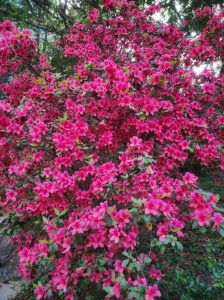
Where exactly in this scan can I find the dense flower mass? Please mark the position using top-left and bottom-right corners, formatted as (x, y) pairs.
(0, 1), (224, 299)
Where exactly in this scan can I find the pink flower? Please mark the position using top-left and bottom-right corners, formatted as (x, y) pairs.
(149, 266), (164, 281)
(115, 260), (124, 273)
(146, 5), (160, 15)
(195, 7), (211, 17)
(18, 247), (36, 264)
(144, 196), (160, 216)
(65, 293), (75, 300)
(213, 212), (224, 230)
(109, 227), (121, 244)
(145, 285), (161, 300)
(53, 275), (68, 293)
(62, 237), (71, 253)
(183, 172), (198, 185)
(87, 230), (106, 249)
(133, 277), (147, 286)
(114, 209), (130, 227)
(195, 210), (210, 226)
(157, 223), (169, 241)
(102, 0), (116, 10)
(88, 8), (100, 23)
(69, 220), (85, 235)
(6, 189), (17, 202)
(34, 284), (46, 300)
(130, 136), (142, 148)
(151, 72), (164, 84)
(202, 83), (216, 94)
(122, 230), (137, 250)
(111, 282), (121, 298)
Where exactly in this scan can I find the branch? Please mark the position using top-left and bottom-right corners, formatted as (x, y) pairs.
(24, 0), (35, 15)
(67, 0), (86, 13)
(170, 0), (183, 23)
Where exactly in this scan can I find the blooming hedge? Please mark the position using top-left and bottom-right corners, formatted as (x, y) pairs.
(0, 1), (224, 299)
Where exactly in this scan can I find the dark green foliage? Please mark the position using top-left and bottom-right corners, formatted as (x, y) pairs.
(9, 283), (34, 300)
(159, 235), (224, 300)
(199, 175), (224, 200)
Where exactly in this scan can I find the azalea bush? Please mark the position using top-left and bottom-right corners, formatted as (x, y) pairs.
(0, 1), (224, 299)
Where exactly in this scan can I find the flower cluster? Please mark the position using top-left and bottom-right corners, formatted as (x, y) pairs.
(0, 1), (224, 299)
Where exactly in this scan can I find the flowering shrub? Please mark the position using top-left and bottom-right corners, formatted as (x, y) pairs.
(0, 1), (224, 299)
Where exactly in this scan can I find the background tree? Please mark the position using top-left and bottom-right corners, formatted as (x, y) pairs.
(1, 0), (223, 38)
(1, 0), (223, 73)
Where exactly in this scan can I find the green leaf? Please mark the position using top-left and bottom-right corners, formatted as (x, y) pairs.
(55, 73), (62, 80)
(98, 259), (106, 266)
(219, 227), (224, 237)
(34, 219), (41, 225)
(188, 146), (194, 153)
(59, 209), (68, 216)
(192, 220), (198, 229)
(104, 286), (112, 294)
(122, 259), (129, 267)
(143, 215), (151, 222)
(48, 263), (55, 271)
(163, 237), (171, 245)
(39, 239), (48, 244)
(84, 62), (93, 69)
(49, 243), (58, 253)
(116, 276), (124, 282)
(144, 257), (152, 264)
(128, 291), (136, 299)
(120, 278), (128, 292)
(200, 227), (207, 234)
(129, 208), (139, 215)
(111, 271), (116, 282)
(159, 76), (165, 83)
(47, 289), (53, 298)
(176, 241), (184, 251)
(137, 285), (146, 294)
(105, 215), (112, 226)
(57, 112), (68, 122)
(216, 206), (224, 213)
(122, 251), (129, 257)
(160, 245), (166, 254)
(135, 262), (141, 272)
(136, 293), (145, 300)
(116, 277), (128, 292)
(54, 208), (60, 216)
(217, 144), (224, 152)
(128, 262), (134, 270)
